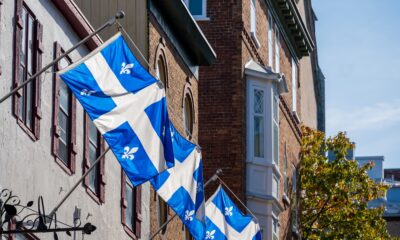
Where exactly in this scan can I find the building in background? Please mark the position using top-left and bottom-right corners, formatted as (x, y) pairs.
(0, 1), (215, 240)
(184, 0), (323, 239)
(355, 156), (384, 182)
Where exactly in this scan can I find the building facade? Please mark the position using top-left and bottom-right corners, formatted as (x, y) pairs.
(0, 0), (215, 240)
(186, 0), (321, 239)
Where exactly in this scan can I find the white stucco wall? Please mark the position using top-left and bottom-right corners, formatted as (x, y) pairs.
(0, 0), (150, 239)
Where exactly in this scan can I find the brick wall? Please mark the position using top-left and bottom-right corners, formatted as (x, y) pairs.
(148, 14), (199, 239)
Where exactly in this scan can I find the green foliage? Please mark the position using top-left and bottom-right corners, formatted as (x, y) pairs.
(300, 126), (390, 240)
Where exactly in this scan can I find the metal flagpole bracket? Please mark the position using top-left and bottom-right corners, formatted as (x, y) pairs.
(0, 11), (124, 104)
(149, 169), (223, 240)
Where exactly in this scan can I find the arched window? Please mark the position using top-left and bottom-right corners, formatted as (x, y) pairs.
(158, 196), (168, 235)
(156, 55), (167, 86)
(183, 93), (194, 138)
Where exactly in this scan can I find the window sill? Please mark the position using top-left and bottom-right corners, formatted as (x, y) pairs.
(193, 15), (210, 21)
(123, 225), (138, 240)
(292, 111), (300, 124)
(16, 118), (37, 142)
(250, 32), (260, 49)
(54, 156), (73, 176)
(85, 187), (102, 205)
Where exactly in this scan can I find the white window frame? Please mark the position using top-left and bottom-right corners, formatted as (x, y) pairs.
(272, 86), (279, 166)
(184, 0), (208, 20)
(272, 173), (279, 200)
(292, 58), (297, 112)
(274, 24), (280, 73)
(250, 0), (260, 48)
(268, 11), (274, 69)
(272, 217), (280, 240)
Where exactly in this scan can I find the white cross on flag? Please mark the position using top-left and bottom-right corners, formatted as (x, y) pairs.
(58, 33), (175, 186)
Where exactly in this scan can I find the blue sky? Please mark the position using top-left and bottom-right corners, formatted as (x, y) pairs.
(312, 1), (400, 169)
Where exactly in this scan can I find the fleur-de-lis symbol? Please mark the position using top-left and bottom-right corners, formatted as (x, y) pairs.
(224, 206), (233, 217)
(122, 146), (139, 160)
(170, 127), (175, 142)
(184, 210), (195, 222)
(197, 182), (202, 193)
(80, 89), (96, 96)
(120, 62), (134, 74)
(206, 230), (216, 239)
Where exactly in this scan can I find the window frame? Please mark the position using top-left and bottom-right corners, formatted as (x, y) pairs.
(52, 42), (76, 175)
(184, 0), (208, 19)
(154, 41), (169, 88)
(250, 0), (260, 48)
(83, 114), (106, 204)
(121, 171), (142, 239)
(12, 0), (43, 141)
(291, 58), (298, 113)
(272, 87), (279, 166)
(291, 165), (298, 231)
(272, 216), (280, 240)
(183, 85), (195, 139)
(157, 196), (169, 235)
(268, 10), (274, 69)
(274, 23), (280, 73)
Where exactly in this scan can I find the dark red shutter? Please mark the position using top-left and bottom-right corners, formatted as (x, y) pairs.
(83, 114), (90, 187)
(135, 185), (142, 237)
(99, 137), (106, 203)
(69, 93), (77, 173)
(52, 42), (62, 157)
(33, 19), (43, 139)
(121, 171), (127, 225)
(13, 0), (23, 117)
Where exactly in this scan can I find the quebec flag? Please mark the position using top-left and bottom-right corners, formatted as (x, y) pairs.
(205, 186), (262, 240)
(58, 33), (174, 186)
(151, 124), (205, 240)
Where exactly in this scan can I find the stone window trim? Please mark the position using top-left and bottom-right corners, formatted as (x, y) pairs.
(182, 82), (196, 139)
(52, 42), (77, 176)
(83, 114), (106, 205)
(121, 171), (142, 239)
(154, 38), (169, 88)
(7, 218), (39, 240)
(13, 0), (43, 141)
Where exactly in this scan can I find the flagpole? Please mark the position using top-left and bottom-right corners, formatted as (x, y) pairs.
(48, 147), (111, 219)
(149, 169), (223, 240)
(0, 11), (125, 104)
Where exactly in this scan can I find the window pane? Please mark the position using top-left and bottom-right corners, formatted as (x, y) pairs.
(16, 234), (28, 240)
(59, 80), (70, 113)
(58, 139), (68, 164)
(125, 183), (135, 230)
(273, 122), (279, 165)
(18, 92), (25, 120)
(26, 81), (33, 129)
(254, 89), (263, 114)
(184, 96), (193, 136)
(158, 196), (168, 234)
(20, 9), (26, 65)
(27, 16), (34, 75)
(189, 0), (203, 16)
(250, 0), (256, 33)
(272, 176), (279, 199)
(157, 58), (166, 85)
(58, 111), (68, 143)
(273, 96), (278, 122)
(89, 121), (98, 146)
(88, 150), (99, 193)
(254, 116), (264, 158)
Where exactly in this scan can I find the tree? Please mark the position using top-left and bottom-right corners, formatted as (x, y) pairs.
(300, 126), (390, 240)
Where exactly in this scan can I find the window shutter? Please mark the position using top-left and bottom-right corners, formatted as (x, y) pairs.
(52, 42), (62, 157)
(121, 171), (127, 225)
(33, 20), (43, 139)
(69, 94), (77, 173)
(99, 137), (106, 203)
(83, 115), (90, 187)
(13, 0), (23, 116)
(135, 186), (142, 237)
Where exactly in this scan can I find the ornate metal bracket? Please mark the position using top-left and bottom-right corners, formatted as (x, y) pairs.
(0, 189), (96, 238)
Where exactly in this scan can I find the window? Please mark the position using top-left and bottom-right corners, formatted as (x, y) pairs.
(274, 24), (280, 73)
(13, 1), (43, 140)
(272, 217), (280, 240)
(283, 143), (288, 196)
(272, 174), (279, 199)
(183, 93), (194, 138)
(184, 0), (207, 18)
(272, 87), (279, 165)
(268, 11), (274, 68)
(292, 58), (298, 112)
(155, 48), (168, 88)
(250, 0), (260, 47)
(7, 219), (39, 240)
(52, 42), (76, 175)
(253, 88), (265, 158)
(158, 196), (168, 235)
(121, 172), (142, 239)
(83, 114), (105, 204)
(291, 166), (298, 230)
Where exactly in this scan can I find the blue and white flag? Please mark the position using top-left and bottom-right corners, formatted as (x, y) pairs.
(151, 124), (205, 240)
(59, 33), (174, 186)
(205, 186), (262, 240)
